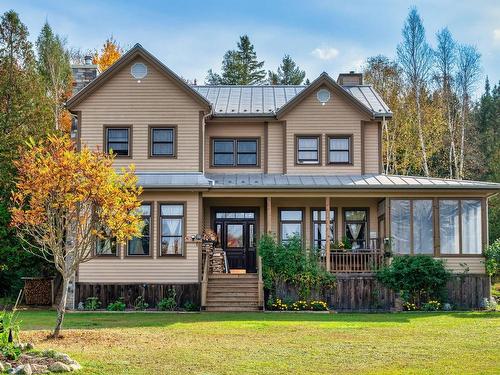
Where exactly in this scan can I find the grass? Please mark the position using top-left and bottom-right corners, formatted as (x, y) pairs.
(16, 310), (500, 375)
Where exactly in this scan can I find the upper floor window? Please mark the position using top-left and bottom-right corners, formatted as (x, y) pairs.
(296, 136), (320, 164)
(106, 127), (130, 156)
(150, 127), (175, 157)
(212, 138), (258, 167)
(328, 136), (351, 164)
(128, 204), (151, 256)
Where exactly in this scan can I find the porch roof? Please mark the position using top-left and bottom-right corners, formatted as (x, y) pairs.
(204, 173), (500, 191)
(136, 172), (213, 189)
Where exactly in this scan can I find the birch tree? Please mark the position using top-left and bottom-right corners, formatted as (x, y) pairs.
(435, 28), (458, 178)
(455, 44), (481, 178)
(10, 135), (142, 337)
(397, 8), (434, 176)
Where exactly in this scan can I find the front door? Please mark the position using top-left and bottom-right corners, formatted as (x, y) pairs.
(214, 210), (257, 273)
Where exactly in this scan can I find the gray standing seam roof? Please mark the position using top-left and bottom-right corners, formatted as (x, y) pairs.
(204, 173), (500, 190)
(192, 85), (391, 118)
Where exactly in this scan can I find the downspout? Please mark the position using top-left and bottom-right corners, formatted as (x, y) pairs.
(201, 111), (213, 175)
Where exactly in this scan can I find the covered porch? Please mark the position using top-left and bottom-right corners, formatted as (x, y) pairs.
(202, 194), (387, 274)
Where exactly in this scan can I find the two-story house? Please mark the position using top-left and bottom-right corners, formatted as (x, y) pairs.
(66, 44), (500, 311)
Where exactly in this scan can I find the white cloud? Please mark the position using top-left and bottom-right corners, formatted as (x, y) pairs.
(311, 47), (339, 60)
(494, 29), (500, 41)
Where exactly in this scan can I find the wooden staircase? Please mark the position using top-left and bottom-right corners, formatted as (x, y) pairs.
(205, 274), (261, 312)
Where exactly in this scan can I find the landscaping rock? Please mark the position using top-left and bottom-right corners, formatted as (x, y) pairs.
(13, 364), (33, 375)
(69, 363), (82, 371)
(54, 353), (73, 365)
(31, 364), (48, 374)
(48, 362), (71, 373)
(26, 342), (34, 350)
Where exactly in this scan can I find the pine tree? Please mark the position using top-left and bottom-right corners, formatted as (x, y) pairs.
(206, 35), (266, 85)
(268, 55), (306, 85)
(36, 22), (72, 130)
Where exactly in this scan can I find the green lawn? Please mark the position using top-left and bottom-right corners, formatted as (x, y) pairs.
(17, 310), (500, 375)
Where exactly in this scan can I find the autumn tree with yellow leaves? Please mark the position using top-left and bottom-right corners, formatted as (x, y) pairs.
(10, 135), (143, 337)
(93, 36), (123, 71)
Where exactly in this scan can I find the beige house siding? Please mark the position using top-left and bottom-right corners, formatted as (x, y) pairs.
(77, 191), (201, 283)
(73, 56), (204, 172)
(363, 122), (380, 174)
(440, 257), (485, 274)
(204, 122), (265, 173)
(282, 84), (371, 175)
(267, 122), (284, 173)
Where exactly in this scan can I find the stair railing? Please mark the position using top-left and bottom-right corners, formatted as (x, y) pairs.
(201, 245), (210, 308)
(257, 255), (264, 309)
(223, 251), (229, 273)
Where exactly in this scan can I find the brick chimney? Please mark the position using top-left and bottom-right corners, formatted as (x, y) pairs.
(337, 71), (363, 86)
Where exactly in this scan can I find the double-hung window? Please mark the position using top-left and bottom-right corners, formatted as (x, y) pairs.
(296, 136), (320, 164)
(96, 236), (117, 256)
(212, 138), (258, 167)
(279, 209), (303, 243)
(391, 200), (434, 255)
(439, 199), (482, 255)
(312, 209), (335, 252)
(150, 127), (175, 157)
(328, 136), (351, 164)
(159, 203), (185, 256)
(106, 127), (130, 156)
(128, 204), (151, 256)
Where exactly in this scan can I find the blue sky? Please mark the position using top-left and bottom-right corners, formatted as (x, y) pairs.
(3, 0), (500, 95)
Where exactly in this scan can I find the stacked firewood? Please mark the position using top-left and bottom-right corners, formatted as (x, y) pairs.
(211, 248), (226, 273)
(23, 278), (53, 305)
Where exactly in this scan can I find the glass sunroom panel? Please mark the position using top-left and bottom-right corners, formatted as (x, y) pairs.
(439, 200), (459, 254)
(391, 200), (410, 254)
(413, 200), (434, 254)
(461, 200), (482, 254)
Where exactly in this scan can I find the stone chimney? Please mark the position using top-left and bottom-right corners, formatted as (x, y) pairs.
(71, 56), (100, 95)
(337, 71), (363, 86)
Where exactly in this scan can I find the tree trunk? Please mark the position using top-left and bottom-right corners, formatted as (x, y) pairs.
(415, 89), (430, 176)
(52, 276), (69, 338)
(459, 97), (467, 179)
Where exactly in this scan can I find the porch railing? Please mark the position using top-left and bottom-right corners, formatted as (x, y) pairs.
(322, 238), (386, 274)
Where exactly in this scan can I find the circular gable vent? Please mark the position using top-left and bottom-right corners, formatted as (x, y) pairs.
(131, 62), (148, 79)
(317, 89), (331, 105)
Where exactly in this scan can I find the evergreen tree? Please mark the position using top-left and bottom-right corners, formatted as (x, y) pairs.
(36, 22), (72, 130)
(206, 35), (266, 85)
(268, 55), (306, 85)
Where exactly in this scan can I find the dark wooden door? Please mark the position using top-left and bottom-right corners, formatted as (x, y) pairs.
(214, 211), (257, 273)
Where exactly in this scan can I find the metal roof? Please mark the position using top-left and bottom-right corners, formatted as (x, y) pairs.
(204, 173), (500, 190)
(192, 84), (392, 118)
(136, 172), (213, 189)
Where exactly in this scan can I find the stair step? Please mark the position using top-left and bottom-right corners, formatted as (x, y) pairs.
(206, 301), (259, 307)
(205, 306), (260, 312)
(207, 292), (258, 297)
(208, 283), (258, 288)
(206, 297), (258, 303)
(209, 274), (258, 279)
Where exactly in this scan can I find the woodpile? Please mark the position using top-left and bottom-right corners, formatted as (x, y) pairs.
(210, 248), (226, 274)
(22, 277), (53, 305)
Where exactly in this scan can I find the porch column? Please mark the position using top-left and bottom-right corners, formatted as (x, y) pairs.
(325, 197), (331, 272)
(266, 196), (272, 233)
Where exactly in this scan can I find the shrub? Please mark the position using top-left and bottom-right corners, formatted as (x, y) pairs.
(84, 297), (101, 311)
(290, 300), (308, 311)
(183, 301), (199, 312)
(480, 297), (498, 311)
(258, 234), (336, 300)
(422, 300), (441, 311)
(377, 255), (451, 307)
(1, 343), (21, 360)
(308, 300), (329, 311)
(107, 297), (126, 311)
(158, 288), (177, 311)
(133, 296), (149, 311)
(268, 297), (288, 311)
(0, 310), (21, 345)
(484, 239), (500, 277)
